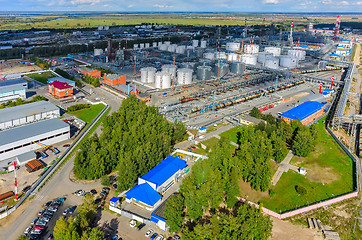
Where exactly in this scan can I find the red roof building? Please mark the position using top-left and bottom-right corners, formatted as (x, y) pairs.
(48, 80), (73, 98)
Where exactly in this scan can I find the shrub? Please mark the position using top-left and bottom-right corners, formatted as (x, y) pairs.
(101, 175), (111, 186)
(269, 189), (276, 197)
(295, 185), (307, 195)
(67, 104), (91, 112)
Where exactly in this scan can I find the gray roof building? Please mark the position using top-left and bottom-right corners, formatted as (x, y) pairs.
(0, 78), (28, 94)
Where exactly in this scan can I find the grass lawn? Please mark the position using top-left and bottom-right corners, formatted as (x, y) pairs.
(219, 126), (244, 143)
(25, 71), (56, 84)
(70, 104), (105, 123)
(254, 118), (354, 212)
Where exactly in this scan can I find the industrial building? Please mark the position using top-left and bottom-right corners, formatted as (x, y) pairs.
(48, 81), (74, 98)
(102, 74), (126, 86)
(0, 78), (28, 102)
(77, 68), (101, 78)
(0, 100), (60, 130)
(280, 101), (325, 125)
(0, 118), (70, 161)
(48, 76), (76, 87)
(125, 156), (186, 210)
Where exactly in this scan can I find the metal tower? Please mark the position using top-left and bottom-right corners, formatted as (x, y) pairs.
(333, 15), (341, 41)
(288, 21), (294, 47)
(243, 17), (247, 38)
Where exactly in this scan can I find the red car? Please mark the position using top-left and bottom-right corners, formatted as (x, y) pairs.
(34, 225), (46, 230)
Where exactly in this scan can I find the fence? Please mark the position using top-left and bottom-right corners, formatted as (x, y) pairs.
(109, 206), (151, 225)
(0, 103), (109, 220)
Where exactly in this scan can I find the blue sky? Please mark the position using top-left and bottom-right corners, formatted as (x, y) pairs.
(1, 0), (362, 12)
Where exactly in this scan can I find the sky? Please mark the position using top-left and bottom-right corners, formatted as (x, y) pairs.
(0, 0), (362, 12)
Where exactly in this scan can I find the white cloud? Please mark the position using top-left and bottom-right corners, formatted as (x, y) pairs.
(321, 0), (332, 4)
(263, 0), (279, 3)
(357, 1), (362, 4)
(70, 0), (101, 5)
(128, 4), (135, 7)
(153, 4), (174, 8)
(340, 0), (349, 5)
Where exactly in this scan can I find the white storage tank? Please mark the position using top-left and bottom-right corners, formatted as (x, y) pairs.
(133, 44), (139, 50)
(214, 63), (229, 77)
(139, 43), (145, 49)
(200, 40), (207, 48)
(158, 42), (162, 46)
(159, 44), (168, 51)
(94, 49), (103, 56)
(280, 55), (298, 68)
(145, 43), (150, 48)
(155, 72), (172, 89)
(152, 42), (158, 47)
(244, 44), (259, 54)
(265, 58), (279, 69)
(164, 41), (171, 46)
(257, 52), (273, 64)
(203, 52), (215, 60)
(264, 47), (281, 57)
(196, 66), (212, 81)
(192, 40), (199, 48)
(177, 68), (193, 85)
(181, 62), (196, 71)
(230, 62), (244, 74)
(227, 53), (240, 62)
(162, 64), (177, 78)
(167, 45), (176, 52)
(215, 52), (227, 59)
(288, 49), (306, 60)
(176, 45), (186, 54)
(226, 42), (240, 52)
(242, 54), (257, 65)
(140, 67), (156, 83)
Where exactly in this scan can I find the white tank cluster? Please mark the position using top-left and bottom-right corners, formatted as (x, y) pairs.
(164, 41), (171, 46)
(140, 67), (156, 83)
(226, 42), (240, 52)
(94, 49), (103, 56)
(227, 53), (240, 62)
(139, 43), (145, 49)
(155, 72), (172, 89)
(167, 44), (177, 52)
(133, 44), (139, 50)
(288, 49), (306, 61)
(265, 58), (279, 69)
(177, 68), (193, 85)
(230, 62), (244, 74)
(257, 52), (273, 64)
(181, 62), (196, 71)
(145, 43), (150, 48)
(203, 52), (215, 60)
(152, 42), (158, 47)
(280, 55), (298, 68)
(264, 47), (281, 57)
(162, 64), (177, 78)
(197, 66), (212, 81)
(242, 54), (257, 65)
(192, 40), (199, 48)
(159, 44), (168, 51)
(244, 45), (259, 54)
(176, 46), (186, 54)
(215, 52), (227, 60)
(200, 40), (207, 48)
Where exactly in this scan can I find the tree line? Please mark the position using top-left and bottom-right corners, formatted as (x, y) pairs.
(73, 95), (185, 192)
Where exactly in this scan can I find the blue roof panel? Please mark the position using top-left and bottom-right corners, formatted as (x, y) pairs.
(280, 101), (324, 121)
(126, 183), (162, 207)
(140, 156), (186, 187)
(110, 197), (119, 203)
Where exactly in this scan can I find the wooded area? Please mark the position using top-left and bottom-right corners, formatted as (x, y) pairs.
(73, 95), (185, 192)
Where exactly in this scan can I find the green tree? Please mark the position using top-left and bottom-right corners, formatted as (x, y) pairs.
(250, 107), (261, 119)
(164, 194), (185, 233)
(101, 175), (111, 186)
(293, 129), (314, 157)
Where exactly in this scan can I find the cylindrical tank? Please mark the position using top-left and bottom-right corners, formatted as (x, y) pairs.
(192, 40), (199, 48)
(159, 44), (168, 51)
(155, 72), (172, 89)
(177, 68), (193, 85)
(140, 67), (156, 83)
(181, 62), (196, 71)
(94, 49), (103, 56)
(215, 52), (227, 59)
(288, 49), (306, 60)
(152, 42), (157, 47)
(145, 43), (150, 48)
(162, 64), (177, 78)
(279, 55), (298, 68)
(133, 44), (138, 50)
(167, 45), (176, 52)
(164, 41), (171, 46)
(139, 43), (145, 49)
(227, 53), (240, 62)
(226, 42), (240, 52)
(176, 45), (186, 54)
(244, 45), (259, 54)
(265, 58), (279, 69)
(242, 54), (257, 65)
(214, 63), (229, 77)
(194, 48), (204, 58)
(257, 52), (273, 64)
(196, 66), (212, 81)
(203, 52), (215, 60)
(264, 47), (281, 57)
(158, 42), (162, 46)
(230, 62), (244, 74)
(200, 40), (207, 48)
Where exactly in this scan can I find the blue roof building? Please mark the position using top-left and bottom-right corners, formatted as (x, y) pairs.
(280, 101), (324, 125)
(125, 183), (162, 208)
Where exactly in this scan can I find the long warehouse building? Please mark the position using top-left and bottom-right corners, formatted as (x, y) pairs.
(0, 78), (28, 102)
(0, 100), (60, 130)
(0, 118), (70, 161)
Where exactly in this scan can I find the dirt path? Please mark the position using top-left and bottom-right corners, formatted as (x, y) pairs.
(271, 218), (324, 240)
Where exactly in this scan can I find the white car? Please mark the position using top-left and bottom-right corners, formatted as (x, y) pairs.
(155, 234), (164, 240)
(130, 219), (137, 227)
(31, 229), (42, 235)
(145, 229), (154, 237)
(48, 206), (58, 212)
(24, 226), (32, 235)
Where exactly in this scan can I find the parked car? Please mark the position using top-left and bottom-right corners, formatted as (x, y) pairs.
(38, 209), (45, 216)
(58, 197), (66, 202)
(112, 184), (118, 190)
(145, 229), (154, 237)
(24, 226), (33, 235)
(69, 206), (77, 214)
(90, 189), (97, 195)
(31, 229), (42, 235)
(137, 223), (146, 230)
(102, 187), (110, 193)
(111, 235), (119, 240)
(29, 234), (41, 240)
(173, 235), (180, 240)
(83, 192), (90, 196)
(75, 190), (85, 196)
(47, 233), (54, 240)
(167, 237), (173, 240)
(100, 190), (108, 197)
(43, 214), (53, 220)
(150, 233), (158, 240)
(63, 208), (69, 216)
(31, 217), (39, 225)
(36, 220), (47, 226)
(44, 201), (52, 207)
(63, 144), (70, 147)
(44, 210), (54, 216)
(130, 220), (137, 228)
(48, 207), (58, 212)
(23, 185), (31, 193)
(34, 225), (46, 230)
(155, 235), (164, 240)
(41, 217), (50, 223)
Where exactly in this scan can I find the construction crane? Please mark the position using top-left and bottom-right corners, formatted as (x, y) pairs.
(32, 141), (60, 155)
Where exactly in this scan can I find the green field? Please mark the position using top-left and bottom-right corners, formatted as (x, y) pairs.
(25, 71), (56, 84)
(70, 104), (105, 123)
(255, 119), (353, 212)
(219, 126), (244, 143)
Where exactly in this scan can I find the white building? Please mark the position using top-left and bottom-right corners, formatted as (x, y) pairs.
(0, 101), (60, 130)
(0, 78), (28, 102)
(0, 118), (70, 161)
